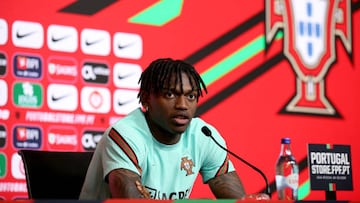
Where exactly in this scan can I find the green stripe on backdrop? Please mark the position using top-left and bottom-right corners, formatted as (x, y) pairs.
(128, 0), (183, 26)
(201, 32), (283, 86)
(299, 180), (311, 200)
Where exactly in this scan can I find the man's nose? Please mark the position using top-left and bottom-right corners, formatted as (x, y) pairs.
(175, 95), (187, 109)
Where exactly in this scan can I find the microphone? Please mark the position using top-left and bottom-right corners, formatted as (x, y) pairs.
(201, 126), (271, 198)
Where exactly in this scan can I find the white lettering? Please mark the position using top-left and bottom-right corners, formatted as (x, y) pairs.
(25, 111), (95, 125)
(0, 182), (27, 192)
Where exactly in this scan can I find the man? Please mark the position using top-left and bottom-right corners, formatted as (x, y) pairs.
(79, 58), (246, 199)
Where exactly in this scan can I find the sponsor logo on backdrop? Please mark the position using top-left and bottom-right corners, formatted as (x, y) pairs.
(81, 61), (109, 84)
(11, 153), (25, 179)
(0, 153), (6, 178)
(81, 87), (110, 113)
(13, 54), (42, 79)
(265, 0), (352, 115)
(0, 125), (6, 148)
(113, 62), (142, 89)
(113, 89), (140, 115)
(13, 82), (43, 108)
(47, 24), (78, 53)
(81, 28), (110, 56)
(12, 20), (44, 49)
(47, 83), (78, 111)
(0, 80), (7, 106)
(47, 56), (78, 82)
(13, 125), (42, 149)
(82, 130), (103, 151)
(47, 127), (78, 151)
(0, 18), (8, 45)
(0, 52), (7, 76)
(113, 32), (143, 59)
(0, 109), (9, 120)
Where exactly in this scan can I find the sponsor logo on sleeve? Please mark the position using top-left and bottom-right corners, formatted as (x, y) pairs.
(13, 82), (43, 108)
(81, 28), (110, 56)
(12, 20), (44, 49)
(113, 32), (142, 59)
(113, 62), (141, 89)
(0, 18), (8, 45)
(47, 24), (78, 52)
(13, 54), (42, 79)
(47, 83), (78, 111)
(13, 125), (42, 149)
(81, 86), (110, 113)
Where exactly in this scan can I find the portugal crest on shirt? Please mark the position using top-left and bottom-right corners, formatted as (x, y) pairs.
(180, 156), (194, 176)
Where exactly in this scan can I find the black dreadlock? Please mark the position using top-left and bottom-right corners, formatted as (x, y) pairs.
(138, 58), (207, 103)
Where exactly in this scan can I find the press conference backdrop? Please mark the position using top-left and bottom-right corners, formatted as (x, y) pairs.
(0, 0), (359, 200)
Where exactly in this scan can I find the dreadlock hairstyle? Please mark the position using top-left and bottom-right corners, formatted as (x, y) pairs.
(138, 58), (207, 103)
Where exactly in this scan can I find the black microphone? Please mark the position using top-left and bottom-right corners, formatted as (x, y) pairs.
(201, 126), (271, 198)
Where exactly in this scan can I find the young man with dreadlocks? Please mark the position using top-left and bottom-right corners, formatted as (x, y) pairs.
(80, 58), (247, 200)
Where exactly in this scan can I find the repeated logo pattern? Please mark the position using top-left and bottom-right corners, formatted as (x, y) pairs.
(0, 17), (143, 192)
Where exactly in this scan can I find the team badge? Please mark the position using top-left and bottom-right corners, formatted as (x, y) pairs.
(265, 0), (352, 116)
(180, 156), (194, 176)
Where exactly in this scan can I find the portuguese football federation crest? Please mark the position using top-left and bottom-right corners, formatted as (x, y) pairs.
(265, 0), (352, 116)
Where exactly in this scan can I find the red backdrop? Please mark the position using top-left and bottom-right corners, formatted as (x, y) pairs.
(0, 0), (359, 200)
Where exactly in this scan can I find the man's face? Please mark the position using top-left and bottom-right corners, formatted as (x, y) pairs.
(147, 72), (199, 141)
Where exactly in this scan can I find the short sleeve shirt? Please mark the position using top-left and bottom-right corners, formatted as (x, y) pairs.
(79, 108), (235, 200)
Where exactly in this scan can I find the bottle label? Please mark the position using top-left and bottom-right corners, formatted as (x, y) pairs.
(276, 174), (299, 190)
(286, 173), (299, 189)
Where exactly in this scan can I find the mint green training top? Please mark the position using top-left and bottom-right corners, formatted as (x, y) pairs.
(79, 108), (235, 200)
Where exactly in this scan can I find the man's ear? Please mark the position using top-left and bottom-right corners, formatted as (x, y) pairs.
(140, 93), (149, 107)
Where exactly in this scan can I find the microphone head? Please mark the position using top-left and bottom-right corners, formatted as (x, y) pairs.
(201, 126), (211, 137)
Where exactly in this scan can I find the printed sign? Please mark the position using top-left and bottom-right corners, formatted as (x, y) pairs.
(308, 144), (353, 191)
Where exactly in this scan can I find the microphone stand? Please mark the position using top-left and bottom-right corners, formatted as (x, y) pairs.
(202, 126), (271, 198)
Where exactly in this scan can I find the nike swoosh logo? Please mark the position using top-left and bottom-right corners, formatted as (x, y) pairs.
(117, 99), (135, 106)
(118, 72), (135, 80)
(51, 35), (70, 42)
(117, 42), (134, 49)
(16, 30), (36, 39)
(85, 38), (103, 46)
(51, 94), (70, 102)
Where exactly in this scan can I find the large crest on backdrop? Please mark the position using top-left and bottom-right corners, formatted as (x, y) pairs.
(265, 0), (352, 116)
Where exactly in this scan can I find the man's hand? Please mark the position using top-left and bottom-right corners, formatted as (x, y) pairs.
(208, 171), (246, 199)
(108, 168), (147, 198)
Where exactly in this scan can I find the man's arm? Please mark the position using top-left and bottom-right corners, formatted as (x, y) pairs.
(207, 171), (246, 199)
(108, 168), (149, 198)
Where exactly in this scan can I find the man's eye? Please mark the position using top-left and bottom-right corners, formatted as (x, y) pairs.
(187, 94), (197, 100)
(165, 92), (174, 98)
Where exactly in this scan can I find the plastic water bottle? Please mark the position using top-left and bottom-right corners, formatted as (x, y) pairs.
(275, 137), (299, 200)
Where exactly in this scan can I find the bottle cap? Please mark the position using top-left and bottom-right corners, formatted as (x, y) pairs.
(281, 137), (291, 144)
